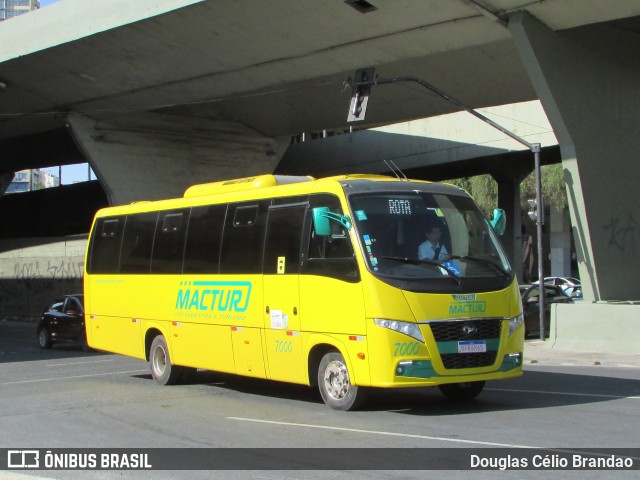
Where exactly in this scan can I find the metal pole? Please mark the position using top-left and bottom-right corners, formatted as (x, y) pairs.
(534, 145), (546, 340)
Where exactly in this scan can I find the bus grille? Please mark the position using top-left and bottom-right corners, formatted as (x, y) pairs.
(428, 319), (502, 370)
(428, 318), (501, 342)
(440, 351), (498, 369)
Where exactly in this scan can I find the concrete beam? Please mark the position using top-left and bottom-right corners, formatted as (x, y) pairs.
(509, 11), (640, 302)
(67, 112), (289, 205)
(0, 0), (203, 62)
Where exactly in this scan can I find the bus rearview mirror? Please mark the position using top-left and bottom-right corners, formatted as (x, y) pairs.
(490, 208), (506, 236)
(312, 207), (352, 236)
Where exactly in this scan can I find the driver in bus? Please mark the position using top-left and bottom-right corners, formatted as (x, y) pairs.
(418, 224), (448, 261)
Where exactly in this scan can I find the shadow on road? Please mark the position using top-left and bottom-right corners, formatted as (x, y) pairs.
(133, 367), (640, 415)
(0, 320), (109, 364)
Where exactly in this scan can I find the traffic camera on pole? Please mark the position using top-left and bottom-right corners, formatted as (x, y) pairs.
(347, 68), (375, 122)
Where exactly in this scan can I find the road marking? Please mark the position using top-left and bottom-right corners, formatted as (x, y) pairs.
(227, 417), (540, 448)
(45, 359), (115, 367)
(487, 387), (640, 400)
(1, 369), (148, 385)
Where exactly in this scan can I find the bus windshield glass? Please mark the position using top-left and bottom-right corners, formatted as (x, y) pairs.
(348, 191), (512, 285)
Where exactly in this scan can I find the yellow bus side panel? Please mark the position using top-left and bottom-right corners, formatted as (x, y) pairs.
(168, 322), (235, 374)
(263, 329), (305, 383)
(87, 315), (144, 360)
(299, 276), (365, 335)
(86, 274), (266, 376)
(231, 326), (266, 378)
(262, 274), (304, 382)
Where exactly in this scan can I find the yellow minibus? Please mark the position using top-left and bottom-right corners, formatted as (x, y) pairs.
(84, 174), (524, 410)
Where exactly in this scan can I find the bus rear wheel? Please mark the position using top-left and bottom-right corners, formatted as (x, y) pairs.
(318, 352), (367, 411)
(149, 335), (184, 385)
(438, 381), (485, 401)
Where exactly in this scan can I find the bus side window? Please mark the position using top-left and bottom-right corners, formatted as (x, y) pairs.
(183, 204), (227, 274)
(151, 209), (190, 274)
(264, 201), (307, 275)
(119, 212), (158, 274)
(220, 200), (270, 274)
(88, 217), (124, 274)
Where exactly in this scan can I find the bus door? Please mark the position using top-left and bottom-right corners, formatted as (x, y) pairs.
(220, 201), (270, 378)
(262, 201), (307, 383)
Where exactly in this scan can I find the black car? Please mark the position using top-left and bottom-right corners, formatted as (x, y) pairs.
(37, 294), (87, 349)
(521, 285), (573, 339)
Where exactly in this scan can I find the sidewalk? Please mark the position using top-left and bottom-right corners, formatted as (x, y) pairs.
(524, 340), (640, 367)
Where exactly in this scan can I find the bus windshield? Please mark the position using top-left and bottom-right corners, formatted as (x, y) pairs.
(348, 191), (512, 285)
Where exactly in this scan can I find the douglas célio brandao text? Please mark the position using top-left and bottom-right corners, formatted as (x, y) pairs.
(470, 453), (634, 470)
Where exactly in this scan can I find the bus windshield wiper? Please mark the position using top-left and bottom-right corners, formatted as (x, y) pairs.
(380, 256), (461, 284)
(445, 255), (510, 277)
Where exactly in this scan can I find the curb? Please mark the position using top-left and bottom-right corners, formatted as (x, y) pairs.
(524, 341), (640, 367)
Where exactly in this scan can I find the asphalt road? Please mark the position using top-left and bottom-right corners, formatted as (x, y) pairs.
(1, 320), (639, 480)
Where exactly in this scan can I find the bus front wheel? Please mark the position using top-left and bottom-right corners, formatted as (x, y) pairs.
(438, 381), (485, 401)
(149, 335), (184, 385)
(317, 352), (367, 411)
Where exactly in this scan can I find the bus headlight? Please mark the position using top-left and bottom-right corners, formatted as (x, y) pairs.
(374, 318), (424, 343)
(509, 314), (524, 336)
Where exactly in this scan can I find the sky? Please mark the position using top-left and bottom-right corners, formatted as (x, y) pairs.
(41, 164), (96, 185)
(40, 0), (60, 7)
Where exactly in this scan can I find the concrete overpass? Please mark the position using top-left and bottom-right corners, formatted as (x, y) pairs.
(1, 0), (639, 350)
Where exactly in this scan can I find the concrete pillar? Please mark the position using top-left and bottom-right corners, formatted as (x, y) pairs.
(67, 112), (289, 205)
(509, 12), (640, 302)
(492, 165), (533, 284)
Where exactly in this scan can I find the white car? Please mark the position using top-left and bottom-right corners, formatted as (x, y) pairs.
(533, 276), (580, 293)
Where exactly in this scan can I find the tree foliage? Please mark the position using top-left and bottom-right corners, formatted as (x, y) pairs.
(446, 164), (566, 216)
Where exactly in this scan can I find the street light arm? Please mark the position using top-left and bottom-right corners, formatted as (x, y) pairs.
(348, 75), (537, 150)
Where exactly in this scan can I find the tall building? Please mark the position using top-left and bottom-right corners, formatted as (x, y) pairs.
(0, 0), (40, 21)
(7, 169), (59, 194)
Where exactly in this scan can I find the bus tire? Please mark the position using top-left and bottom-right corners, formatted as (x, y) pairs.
(149, 335), (184, 385)
(317, 352), (367, 411)
(438, 381), (485, 401)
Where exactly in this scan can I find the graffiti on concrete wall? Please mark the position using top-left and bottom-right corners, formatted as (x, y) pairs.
(11, 259), (84, 282)
(603, 213), (638, 255)
(0, 258), (84, 318)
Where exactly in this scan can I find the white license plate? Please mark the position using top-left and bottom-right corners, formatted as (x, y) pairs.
(457, 341), (486, 353)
